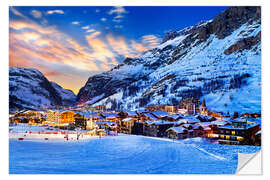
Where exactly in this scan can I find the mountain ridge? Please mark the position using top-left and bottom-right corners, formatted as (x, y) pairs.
(77, 6), (261, 113)
(9, 67), (76, 111)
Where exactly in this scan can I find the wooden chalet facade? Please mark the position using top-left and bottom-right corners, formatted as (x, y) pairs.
(144, 121), (175, 137)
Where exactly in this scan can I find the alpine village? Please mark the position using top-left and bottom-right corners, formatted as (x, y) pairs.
(9, 97), (261, 146)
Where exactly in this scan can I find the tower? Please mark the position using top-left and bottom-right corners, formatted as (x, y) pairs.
(201, 98), (207, 115)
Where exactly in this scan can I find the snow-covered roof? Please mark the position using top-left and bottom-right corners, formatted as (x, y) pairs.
(199, 122), (212, 126)
(136, 108), (148, 113)
(211, 120), (229, 126)
(164, 114), (180, 119)
(151, 110), (169, 117)
(191, 124), (202, 129)
(180, 117), (201, 124)
(143, 113), (156, 119)
(145, 120), (176, 125)
(203, 126), (211, 131)
(122, 117), (133, 122)
(220, 122), (259, 130)
(125, 111), (138, 116)
(167, 126), (186, 133)
(102, 112), (118, 118)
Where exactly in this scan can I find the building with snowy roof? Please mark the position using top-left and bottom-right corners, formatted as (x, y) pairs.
(216, 119), (260, 145)
(144, 120), (176, 137)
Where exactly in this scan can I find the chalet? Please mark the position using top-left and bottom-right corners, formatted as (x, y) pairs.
(145, 104), (165, 112)
(24, 110), (45, 119)
(164, 105), (177, 113)
(101, 112), (119, 122)
(208, 111), (223, 119)
(46, 110), (60, 123)
(121, 117), (136, 134)
(151, 110), (170, 119)
(28, 117), (41, 124)
(150, 111), (183, 121)
(59, 110), (75, 124)
(47, 110), (75, 125)
(144, 120), (176, 137)
(126, 111), (138, 118)
(166, 126), (188, 139)
(177, 108), (188, 115)
(96, 121), (117, 130)
(177, 117), (201, 125)
(142, 112), (157, 121)
(198, 122), (213, 136)
(216, 119), (260, 145)
(167, 124), (204, 139)
(210, 120), (231, 134)
(74, 113), (86, 129)
(74, 112), (97, 130)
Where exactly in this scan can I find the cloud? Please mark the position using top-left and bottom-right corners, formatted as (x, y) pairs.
(85, 31), (101, 40)
(47, 10), (64, 15)
(71, 21), (80, 25)
(9, 9), (161, 94)
(10, 7), (28, 19)
(108, 6), (128, 23)
(114, 25), (123, 29)
(101, 18), (107, 22)
(82, 25), (90, 29)
(30, 10), (42, 18)
(131, 40), (147, 53)
(106, 35), (134, 57)
(85, 38), (118, 66)
(141, 35), (161, 48)
(108, 6), (128, 15)
(86, 29), (95, 33)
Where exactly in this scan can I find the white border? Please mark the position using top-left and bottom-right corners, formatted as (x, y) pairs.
(2, 0), (270, 180)
(8, 0), (262, 6)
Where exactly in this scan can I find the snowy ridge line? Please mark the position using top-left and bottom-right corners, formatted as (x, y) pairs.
(191, 144), (227, 161)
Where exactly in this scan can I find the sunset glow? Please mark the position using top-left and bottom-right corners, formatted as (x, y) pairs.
(9, 6), (227, 94)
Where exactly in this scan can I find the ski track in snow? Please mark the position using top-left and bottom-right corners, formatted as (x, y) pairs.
(9, 134), (260, 174)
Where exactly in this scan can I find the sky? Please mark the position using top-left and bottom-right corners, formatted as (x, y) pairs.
(9, 6), (228, 94)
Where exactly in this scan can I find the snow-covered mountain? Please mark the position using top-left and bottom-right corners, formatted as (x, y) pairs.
(9, 67), (76, 111)
(77, 7), (261, 114)
(50, 81), (77, 106)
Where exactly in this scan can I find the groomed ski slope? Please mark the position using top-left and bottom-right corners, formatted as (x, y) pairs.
(9, 134), (260, 174)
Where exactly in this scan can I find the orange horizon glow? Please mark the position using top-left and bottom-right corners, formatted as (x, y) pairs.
(9, 8), (161, 95)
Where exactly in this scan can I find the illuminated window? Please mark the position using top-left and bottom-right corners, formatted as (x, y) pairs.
(232, 131), (235, 135)
(226, 136), (230, 140)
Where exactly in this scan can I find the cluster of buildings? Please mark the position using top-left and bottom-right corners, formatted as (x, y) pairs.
(9, 98), (261, 145)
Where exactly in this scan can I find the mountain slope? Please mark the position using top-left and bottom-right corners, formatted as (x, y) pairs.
(77, 6), (261, 113)
(9, 67), (76, 111)
(50, 81), (77, 106)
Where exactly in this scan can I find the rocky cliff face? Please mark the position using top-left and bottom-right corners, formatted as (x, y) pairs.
(78, 6), (261, 113)
(9, 67), (76, 111)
